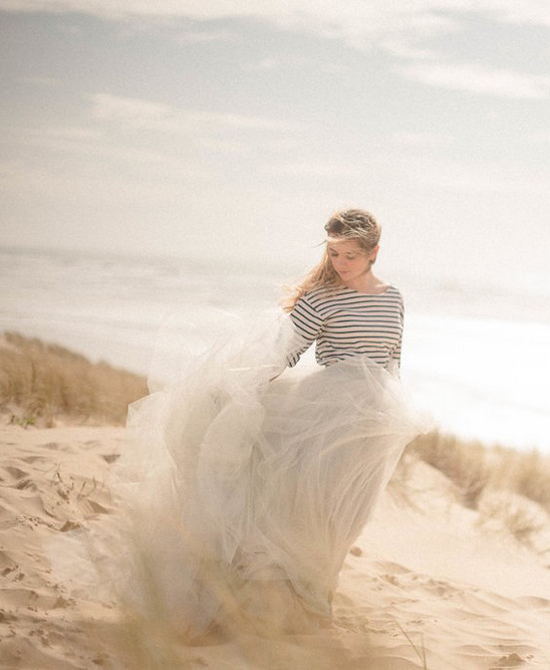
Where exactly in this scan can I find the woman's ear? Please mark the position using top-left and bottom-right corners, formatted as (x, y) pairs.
(369, 245), (380, 263)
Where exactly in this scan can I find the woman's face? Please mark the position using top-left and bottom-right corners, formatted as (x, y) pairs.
(328, 239), (374, 284)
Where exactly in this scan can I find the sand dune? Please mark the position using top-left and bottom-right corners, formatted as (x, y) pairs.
(1, 422), (550, 669)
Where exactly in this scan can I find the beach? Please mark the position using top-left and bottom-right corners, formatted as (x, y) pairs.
(2, 418), (550, 668)
(4, 0), (550, 665)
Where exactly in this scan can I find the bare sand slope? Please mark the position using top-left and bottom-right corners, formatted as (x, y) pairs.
(1, 424), (549, 669)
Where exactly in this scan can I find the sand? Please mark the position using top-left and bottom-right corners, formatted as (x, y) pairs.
(1, 422), (550, 669)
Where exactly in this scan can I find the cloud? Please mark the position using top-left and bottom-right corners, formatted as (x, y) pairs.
(176, 28), (234, 43)
(3, 1), (550, 70)
(395, 152), (550, 194)
(395, 62), (550, 98)
(381, 39), (439, 60)
(21, 76), (63, 87)
(8, 93), (305, 181)
(242, 57), (282, 72)
(3, 1), (550, 29)
(528, 131), (550, 144)
(91, 93), (297, 134)
(19, 124), (189, 171)
(482, 1), (550, 26)
(267, 162), (361, 178)
(0, 1), (477, 51)
(39, 126), (104, 142)
(391, 132), (453, 148)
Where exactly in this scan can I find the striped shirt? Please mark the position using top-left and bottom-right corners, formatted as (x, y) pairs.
(288, 285), (404, 370)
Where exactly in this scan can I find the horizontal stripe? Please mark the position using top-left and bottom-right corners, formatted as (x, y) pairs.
(288, 285), (404, 370)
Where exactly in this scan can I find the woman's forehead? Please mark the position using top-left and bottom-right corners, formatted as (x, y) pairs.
(327, 238), (364, 252)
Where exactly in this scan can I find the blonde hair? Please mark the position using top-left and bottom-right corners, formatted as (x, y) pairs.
(282, 209), (381, 312)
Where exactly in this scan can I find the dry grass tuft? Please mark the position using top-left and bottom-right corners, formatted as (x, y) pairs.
(0, 332), (147, 425)
(497, 505), (544, 548)
(492, 447), (550, 511)
(409, 431), (550, 514)
(407, 431), (550, 550)
(408, 431), (491, 509)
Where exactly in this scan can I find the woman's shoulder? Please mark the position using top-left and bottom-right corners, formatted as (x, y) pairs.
(300, 285), (348, 306)
(383, 285), (404, 309)
(385, 284), (403, 299)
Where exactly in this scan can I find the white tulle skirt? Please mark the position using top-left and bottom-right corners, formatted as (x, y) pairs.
(56, 311), (427, 638)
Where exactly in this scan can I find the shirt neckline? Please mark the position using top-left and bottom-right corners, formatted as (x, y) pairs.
(341, 284), (395, 296)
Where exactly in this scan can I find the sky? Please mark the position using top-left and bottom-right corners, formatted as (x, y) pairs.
(1, 1), (550, 281)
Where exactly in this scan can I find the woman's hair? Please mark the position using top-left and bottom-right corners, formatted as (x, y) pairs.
(281, 209), (381, 312)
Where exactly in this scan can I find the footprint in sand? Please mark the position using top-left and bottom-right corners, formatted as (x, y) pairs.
(100, 453), (119, 464)
(0, 609), (17, 623)
(515, 595), (550, 611)
(490, 652), (529, 668)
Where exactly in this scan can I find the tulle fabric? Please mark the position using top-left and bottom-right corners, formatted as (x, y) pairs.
(52, 310), (428, 638)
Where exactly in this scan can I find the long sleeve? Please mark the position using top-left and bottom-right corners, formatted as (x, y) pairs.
(287, 295), (324, 367)
(390, 297), (404, 372)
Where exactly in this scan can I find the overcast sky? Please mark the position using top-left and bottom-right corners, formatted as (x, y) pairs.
(1, 1), (549, 281)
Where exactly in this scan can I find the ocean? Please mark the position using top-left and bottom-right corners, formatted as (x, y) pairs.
(2, 246), (549, 452)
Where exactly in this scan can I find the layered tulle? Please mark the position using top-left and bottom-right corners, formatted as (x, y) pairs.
(51, 310), (428, 638)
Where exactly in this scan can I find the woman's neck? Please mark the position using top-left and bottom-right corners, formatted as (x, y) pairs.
(342, 272), (389, 294)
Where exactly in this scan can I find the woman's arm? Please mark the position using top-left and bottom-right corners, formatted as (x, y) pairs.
(389, 297), (404, 373)
(286, 295), (324, 367)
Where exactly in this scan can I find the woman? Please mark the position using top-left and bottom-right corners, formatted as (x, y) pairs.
(84, 208), (425, 640)
(283, 208), (403, 372)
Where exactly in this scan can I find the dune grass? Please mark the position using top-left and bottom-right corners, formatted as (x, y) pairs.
(0, 332), (147, 426)
(408, 431), (491, 509)
(407, 431), (550, 552)
(408, 431), (550, 514)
